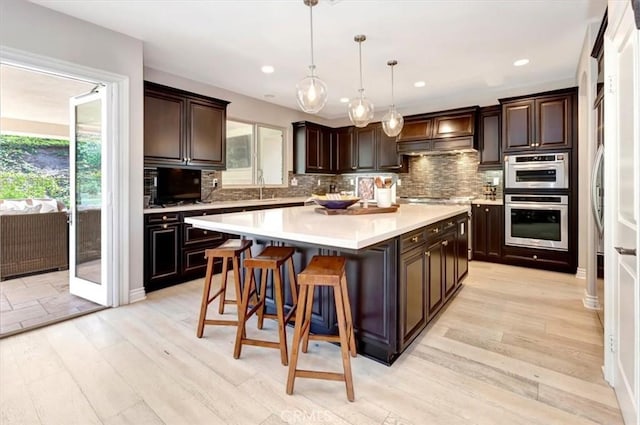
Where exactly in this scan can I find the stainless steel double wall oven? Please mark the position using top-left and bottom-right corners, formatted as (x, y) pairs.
(504, 152), (570, 251)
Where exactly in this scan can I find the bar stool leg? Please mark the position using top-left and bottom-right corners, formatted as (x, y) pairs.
(231, 255), (243, 312)
(234, 265), (255, 359)
(273, 267), (289, 366)
(216, 257), (230, 314)
(340, 274), (357, 357)
(196, 255), (215, 338)
(257, 269), (268, 330)
(286, 257), (298, 310)
(333, 285), (355, 402)
(286, 284), (309, 395)
(301, 284), (314, 353)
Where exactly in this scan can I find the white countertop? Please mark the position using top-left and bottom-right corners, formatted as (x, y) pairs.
(185, 204), (469, 250)
(472, 199), (504, 205)
(143, 197), (308, 214)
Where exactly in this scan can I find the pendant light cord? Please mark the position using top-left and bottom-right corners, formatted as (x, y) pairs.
(390, 64), (395, 107)
(358, 40), (364, 93)
(308, 4), (316, 75)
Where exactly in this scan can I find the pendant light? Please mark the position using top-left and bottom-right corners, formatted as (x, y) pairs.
(296, 0), (327, 114)
(348, 34), (374, 127)
(381, 60), (404, 137)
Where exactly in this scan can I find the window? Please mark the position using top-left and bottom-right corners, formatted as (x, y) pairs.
(222, 120), (285, 187)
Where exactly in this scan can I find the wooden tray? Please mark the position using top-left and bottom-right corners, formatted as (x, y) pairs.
(315, 205), (399, 215)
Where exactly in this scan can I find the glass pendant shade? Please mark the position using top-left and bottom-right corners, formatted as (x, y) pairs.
(297, 0), (327, 114)
(382, 59), (404, 137)
(382, 106), (404, 137)
(348, 93), (374, 128)
(349, 34), (374, 127)
(296, 69), (328, 113)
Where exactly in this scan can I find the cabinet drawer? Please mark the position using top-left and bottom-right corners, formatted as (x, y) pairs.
(182, 247), (213, 275)
(441, 218), (457, 233)
(400, 229), (426, 252)
(146, 212), (180, 225)
(425, 222), (443, 240)
(183, 224), (224, 246)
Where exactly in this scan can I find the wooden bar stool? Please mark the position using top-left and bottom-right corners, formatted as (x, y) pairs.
(234, 246), (298, 366)
(196, 239), (253, 338)
(286, 255), (357, 402)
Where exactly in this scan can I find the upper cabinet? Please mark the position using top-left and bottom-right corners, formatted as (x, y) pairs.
(333, 126), (356, 173)
(354, 126), (376, 171)
(376, 124), (407, 171)
(293, 121), (333, 174)
(501, 88), (577, 153)
(397, 119), (433, 142)
(144, 81), (229, 169)
(477, 105), (502, 169)
(396, 107), (478, 155)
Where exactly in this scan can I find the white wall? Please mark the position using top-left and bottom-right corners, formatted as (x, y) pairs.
(575, 17), (603, 305)
(0, 0), (145, 300)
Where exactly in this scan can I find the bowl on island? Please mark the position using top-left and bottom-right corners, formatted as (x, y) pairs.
(312, 195), (360, 210)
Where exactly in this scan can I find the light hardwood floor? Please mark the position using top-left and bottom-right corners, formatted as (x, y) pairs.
(0, 262), (622, 425)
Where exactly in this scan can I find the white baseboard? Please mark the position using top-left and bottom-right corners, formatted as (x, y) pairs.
(129, 287), (147, 304)
(575, 267), (587, 279)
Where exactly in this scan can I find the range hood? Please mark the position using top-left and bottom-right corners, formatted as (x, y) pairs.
(395, 106), (479, 156)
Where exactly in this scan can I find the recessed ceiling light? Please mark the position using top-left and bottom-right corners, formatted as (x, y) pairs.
(264, 94), (275, 99)
(261, 65), (275, 74)
(513, 59), (529, 67)
(339, 97), (350, 103)
(414, 81), (426, 88)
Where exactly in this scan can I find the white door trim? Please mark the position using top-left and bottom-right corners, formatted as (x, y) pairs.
(0, 45), (131, 307)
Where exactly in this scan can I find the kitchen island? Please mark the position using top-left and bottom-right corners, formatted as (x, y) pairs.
(186, 204), (469, 365)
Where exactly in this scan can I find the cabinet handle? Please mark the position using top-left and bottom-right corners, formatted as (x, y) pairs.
(162, 215), (167, 221)
(183, 157), (187, 162)
(162, 224), (168, 229)
(442, 240), (448, 246)
(485, 208), (489, 212)
(203, 230), (208, 235)
(410, 236), (419, 243)
(431, 228), (439, 233)
(533, 255), (538, 260)
(425, 251), (430, 257)
(203, 212), (207, 216)
(447, 221), (454, 227)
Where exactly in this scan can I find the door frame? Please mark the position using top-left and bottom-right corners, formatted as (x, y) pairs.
(0, 46), (130, 307)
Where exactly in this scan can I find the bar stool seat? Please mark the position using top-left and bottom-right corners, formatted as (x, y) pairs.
(234, 246), (298, 366)
(196, 239), (253, 338)
(286, 255), (357, 402)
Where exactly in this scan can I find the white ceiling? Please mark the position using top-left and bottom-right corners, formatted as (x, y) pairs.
(29, 0), (605, 120)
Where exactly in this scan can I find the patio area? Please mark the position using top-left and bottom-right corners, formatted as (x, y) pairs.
(0, 269), (103, 338)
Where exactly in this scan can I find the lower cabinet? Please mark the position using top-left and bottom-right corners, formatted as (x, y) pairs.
(144, 210), (226, 292)
(399, 244), (428, 350)
(472, 203), (503, 261)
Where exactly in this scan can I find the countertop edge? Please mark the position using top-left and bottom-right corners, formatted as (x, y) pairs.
(143, 197), (309, 213)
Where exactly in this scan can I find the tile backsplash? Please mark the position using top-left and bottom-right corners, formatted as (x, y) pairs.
(143, 151), (503, 204)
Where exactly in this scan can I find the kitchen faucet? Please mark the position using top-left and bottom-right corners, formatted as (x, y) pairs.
(258, 169), (265, 200)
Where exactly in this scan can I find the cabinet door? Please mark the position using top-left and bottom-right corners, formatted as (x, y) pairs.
(426, 240), (443, 319)
(503, 100), (534, 152)
(145, 223), (180, 287)
(355, 126), (376, 170)
(397, 119), (433, 142)
(319, 127), (332, 171)
(472, 204), (488, 258)
(376, 125), (405, 170)
(305, 126), (322, 171)
(335, 127), (355, 172)
(399, 246), (428, 349)
(456, 215), (469, 283)
(478, 106), (502, 169)
(187, 99), (225, 167)
(144, 90), (185, 165)
(442, 230), (457, 299)
(536, 95), (571, 150)
(432, 113), (474, 139)
(486, 205), (503, 259)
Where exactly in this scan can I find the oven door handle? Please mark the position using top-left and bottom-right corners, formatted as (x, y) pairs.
(591, 144), (604, 236)
(507, 202), (568, 210)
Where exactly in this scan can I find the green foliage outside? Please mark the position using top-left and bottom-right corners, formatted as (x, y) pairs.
(0, 134), (102, 207)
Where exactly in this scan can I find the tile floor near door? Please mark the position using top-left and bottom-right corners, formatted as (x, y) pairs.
(0, 270), (103, 337)
(0, 262), (623, 425)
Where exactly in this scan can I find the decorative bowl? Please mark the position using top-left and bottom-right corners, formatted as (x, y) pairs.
(312, 195), (360, 210)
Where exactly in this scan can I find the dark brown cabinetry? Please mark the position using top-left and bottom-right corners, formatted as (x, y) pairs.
(501, 88), (576, 153)
(293, 121), (333, 174)
(144, 81), (229, 169)
(397, 119), (433, 142)
(144, 212), (183, 289)
(478, 106), (502, 169)
(376, 124), (406, 171)
(354, 126), (376, 170)
(456, 214), (469, 283)
(472, 203), (503, 261)
(334, 126), (355, 172)
(399, 229), (428, 349)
